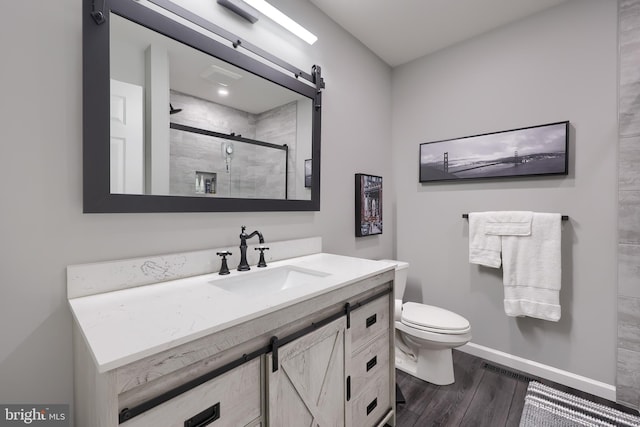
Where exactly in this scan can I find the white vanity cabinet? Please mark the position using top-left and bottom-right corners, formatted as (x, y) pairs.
(266, 294), (394, 427)
(69, 252), (395, 427)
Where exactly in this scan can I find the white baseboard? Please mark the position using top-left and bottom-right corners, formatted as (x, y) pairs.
(457, 342), (616, 402)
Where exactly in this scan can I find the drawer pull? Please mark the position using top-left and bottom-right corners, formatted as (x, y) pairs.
(184, 402), (220, 427)
(366, 356), (377, 372)
(366, 314), (377, 328)
(366, 398), (377, 415)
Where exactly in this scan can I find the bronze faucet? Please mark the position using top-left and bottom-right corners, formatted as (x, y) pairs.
(238, 226), (264, 271)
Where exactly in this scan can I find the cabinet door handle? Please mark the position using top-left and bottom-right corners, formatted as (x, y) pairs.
(366, 356), (377, 372)
(366, 398), (378, 415)
(366, 314), (377, 328)
(184, 402), (220, 427)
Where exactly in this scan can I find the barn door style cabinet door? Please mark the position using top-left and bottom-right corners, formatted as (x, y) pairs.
(267, 317), (347, 426)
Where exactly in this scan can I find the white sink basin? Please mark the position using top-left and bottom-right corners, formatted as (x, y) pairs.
(210, 265), (330, 296)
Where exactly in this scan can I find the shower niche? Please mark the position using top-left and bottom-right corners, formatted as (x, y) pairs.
(195, 171), (217, 195)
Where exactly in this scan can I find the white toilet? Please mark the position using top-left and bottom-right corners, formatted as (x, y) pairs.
(380, 260), (472, 386)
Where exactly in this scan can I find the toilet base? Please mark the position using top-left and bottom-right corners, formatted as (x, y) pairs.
(395, 346), (455, 386)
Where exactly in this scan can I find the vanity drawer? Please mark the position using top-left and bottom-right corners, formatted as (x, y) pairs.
(351, 294), (390, 352)
(350, 331), (390, 399)
(121, 358), (261, 427)
(350, 371), (391, 427)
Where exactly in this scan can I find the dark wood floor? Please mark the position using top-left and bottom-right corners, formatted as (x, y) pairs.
(395, 349), (636, 427)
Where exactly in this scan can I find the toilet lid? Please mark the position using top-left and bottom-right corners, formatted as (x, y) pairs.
(401, 302), (471, 334)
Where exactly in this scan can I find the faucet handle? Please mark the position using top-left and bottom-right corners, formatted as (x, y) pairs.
(216, 251), (232, 275)
(255, 246), (269, 268)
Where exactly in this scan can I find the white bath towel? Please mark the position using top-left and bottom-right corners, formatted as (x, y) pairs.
(501, 213), (562, 321)
(468, 211), (562, 321)
(468, 211), (532, 268)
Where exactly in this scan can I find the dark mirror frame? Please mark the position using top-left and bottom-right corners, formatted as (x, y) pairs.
(83, 0), (323, 212)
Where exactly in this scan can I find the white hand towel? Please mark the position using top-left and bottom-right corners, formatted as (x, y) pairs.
(501, 213), (562, 321)
(468, 212), (502, 268)
(468, 211), (532, 267)
(484, 211), (533, 236)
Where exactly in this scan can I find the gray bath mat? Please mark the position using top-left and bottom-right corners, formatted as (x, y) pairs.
(520, 381), (640, 426)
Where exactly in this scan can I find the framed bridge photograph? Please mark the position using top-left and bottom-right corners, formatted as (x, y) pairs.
(355, 174), (382, 237)
(419, 121), (569, 183)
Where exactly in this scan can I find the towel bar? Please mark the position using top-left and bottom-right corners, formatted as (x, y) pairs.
(462, 213), (569, 220)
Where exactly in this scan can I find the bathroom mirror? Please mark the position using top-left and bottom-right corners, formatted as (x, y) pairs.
(83, 0), (323, 212)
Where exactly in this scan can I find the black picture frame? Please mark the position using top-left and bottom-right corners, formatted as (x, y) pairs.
(304, 159), (312, 188)
(355, 174), (382, 237)
(419, 121), (569, 183)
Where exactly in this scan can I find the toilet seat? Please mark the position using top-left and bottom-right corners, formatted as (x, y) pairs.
(401, 302), (471, 335)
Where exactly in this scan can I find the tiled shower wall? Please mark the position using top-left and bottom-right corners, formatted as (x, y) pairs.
(617, 0), (640, 410)
(168, 91), (296, 199)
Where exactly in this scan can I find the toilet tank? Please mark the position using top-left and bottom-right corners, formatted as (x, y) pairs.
(378, 260), (409, 299)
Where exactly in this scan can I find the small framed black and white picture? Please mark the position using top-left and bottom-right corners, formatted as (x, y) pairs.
(355, 173), (382, 237)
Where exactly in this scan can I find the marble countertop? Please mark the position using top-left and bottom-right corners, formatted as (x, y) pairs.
(68, 253), (394, 372)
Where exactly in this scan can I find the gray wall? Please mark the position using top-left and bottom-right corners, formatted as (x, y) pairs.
(0, 0), (393, 416)
(392, 0), (618, 385)
(617, 0), (640, 410)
